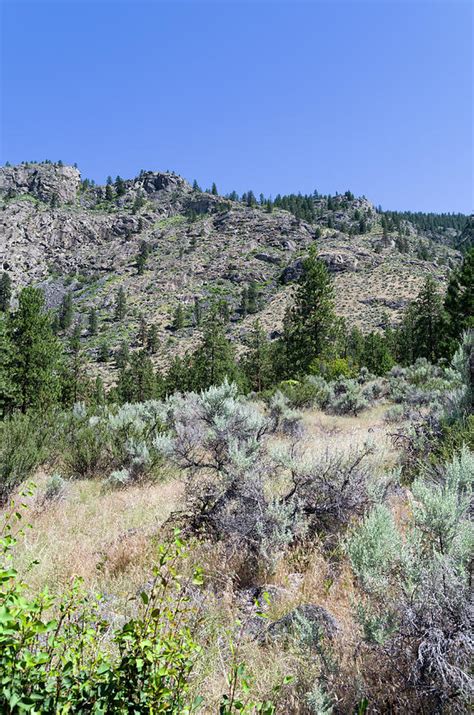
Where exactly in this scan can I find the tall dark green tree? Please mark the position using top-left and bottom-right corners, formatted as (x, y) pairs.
(115, 340), (130, 370)
(115, 176), (126, 196)
(194, 297), (202, 327)
(8, 287), (62, 412)
(137, 313), (147, 346)
(136, 241), (149, 275)
(115, 286), (127, 321)
(88, 308), (98, 336)
(0, 316), (16, 416)
(147, 324), (159, 354)
(444, 248), (474, 355)
(240, 287), (248, 318)
(413, 276), (446, 362)
(117, 350), (156, 402)
(282, 245), (337, 376)
(247, 281), (259, 314)
(397, 277), (447, 364)
(58, 292), (73, 331)
(0, 272), (12, 312)
(361, 332), (394, 376)
(173, 304), (185, 330)
(192, 316), (239, 390)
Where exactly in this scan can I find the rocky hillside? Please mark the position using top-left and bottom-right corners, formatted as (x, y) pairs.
(0, 161), (462, 370)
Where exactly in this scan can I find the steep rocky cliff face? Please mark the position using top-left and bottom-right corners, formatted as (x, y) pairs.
(0, 162), (462, 369)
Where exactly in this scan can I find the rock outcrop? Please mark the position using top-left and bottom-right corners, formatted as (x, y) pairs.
(0, 163), (80, 204)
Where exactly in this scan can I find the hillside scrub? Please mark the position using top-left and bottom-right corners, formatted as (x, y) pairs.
(0, 327), (472, 712)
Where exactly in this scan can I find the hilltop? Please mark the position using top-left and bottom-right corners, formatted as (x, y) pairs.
(0, 161), (466, 376)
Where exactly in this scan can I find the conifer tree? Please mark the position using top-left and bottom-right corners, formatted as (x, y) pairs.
(412, 276), (446, 362)
(247, 281), (259, 314)
(211, 182), (218, 195)
(115, 340), (129, 370)
(282, 245), (336, 376)
(194, 297), (202, 327)
(0, 315), (16, 416)
(117, 350), (156, 402)
(114, 286), (127, 320)
(9, 287), (62, 412)
(240, 287), (248, 317)
(173, 303), (185, 330)
(444, 248), (474, 354)
(0, 272), (12, 312)
(88, 307), (98, 336)
(361, 332), (394, 375)
(192, 315), (239, 390)
(115, 175), (126, 196)
(136, 240), (149, 275)
(137, 313), (147, 346)
(147, 324), (159, 354)
(58, 292), (73, 331)
(98, 341), (109, 363)
(105, 184), (114, 201)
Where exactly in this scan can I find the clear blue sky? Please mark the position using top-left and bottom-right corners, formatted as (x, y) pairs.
(1, 0), (472, 212)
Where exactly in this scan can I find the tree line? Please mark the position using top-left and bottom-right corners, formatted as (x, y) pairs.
(0, 247), (472, 415)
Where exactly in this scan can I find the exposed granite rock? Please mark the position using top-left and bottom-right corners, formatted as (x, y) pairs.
(0, 163), (80, 204)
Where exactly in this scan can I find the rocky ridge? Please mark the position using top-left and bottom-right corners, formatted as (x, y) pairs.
(0, 162), (462, 372)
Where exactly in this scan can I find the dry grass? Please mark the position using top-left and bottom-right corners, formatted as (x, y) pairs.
(10, 474), (184, 600)
(1, 400), (409, 711)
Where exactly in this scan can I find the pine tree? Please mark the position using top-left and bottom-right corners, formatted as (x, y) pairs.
(0, 315), (16, 416)
(412, 276), (446, 362)
(115, 340), (129, 370)
(115, 175), (126, 196)
(117, 350), (156, 402)
(136, 240), (149, 275)
(88, 308), (98, 336)
(173, 304), (185, 330)
(165, 355), (191, 395)
(114, 286), (127, 320)
(247, 281), (259, 314)
(194, 297), (202, 327)
(192, 316), (239, 390)
(147, 324), (159, 354)
(282, 245), (336, 376)
(218, 299), (230, 323)
(105, 184), (114, 201)
(9, 287), (62, 412)
(444, 248), (474, 354)
(211, 182), (218, 196)
(361, 332), (394, 375)
(240, 287), (248, 317)
(0, 272), (12, 312)
(98, 341), (109, 363)
(241, 320), (272, 392)
(137, 313), (147, 346)
(58, 292), (73, 331)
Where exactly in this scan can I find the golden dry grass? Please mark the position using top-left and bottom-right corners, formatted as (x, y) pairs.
(11, 474), (184, 600)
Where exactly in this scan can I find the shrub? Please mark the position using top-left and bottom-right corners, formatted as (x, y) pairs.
(347, 504), (403, 593)
(0, 411), (56, 504)
(43, 472), (66, 501)
(327, 379), (368, 416)
(0, 507), (203, 713)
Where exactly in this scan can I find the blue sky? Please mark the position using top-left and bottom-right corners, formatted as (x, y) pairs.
(1, 0), (472, 212)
